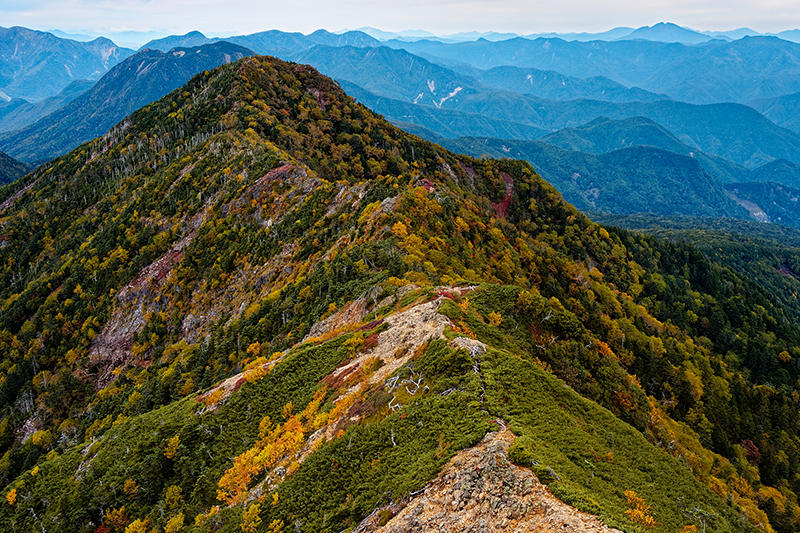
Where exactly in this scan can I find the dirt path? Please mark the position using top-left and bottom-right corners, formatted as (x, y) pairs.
(356, 428), (622, 533)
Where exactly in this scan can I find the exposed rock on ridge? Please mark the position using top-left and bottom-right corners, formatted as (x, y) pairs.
(356, 429), (623, 533)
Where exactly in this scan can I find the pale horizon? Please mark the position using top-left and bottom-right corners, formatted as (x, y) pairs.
(2, 0), (800, 48)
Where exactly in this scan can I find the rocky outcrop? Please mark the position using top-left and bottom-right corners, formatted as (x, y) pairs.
(355, 429), (622, 533)
(88, 229), (197, 388)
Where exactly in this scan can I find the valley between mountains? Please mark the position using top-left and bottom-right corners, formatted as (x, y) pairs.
(1, 53), (800, 533)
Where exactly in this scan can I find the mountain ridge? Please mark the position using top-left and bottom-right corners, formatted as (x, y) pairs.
(385, 35), (800, 104)
(0, 42), (253, 163)
(343, 78), (800, 168)
(0, 52), (798, 532)
(0, 26), (133, 100)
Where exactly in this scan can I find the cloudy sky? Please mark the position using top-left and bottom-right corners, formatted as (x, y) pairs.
(2, 0), (800, 44)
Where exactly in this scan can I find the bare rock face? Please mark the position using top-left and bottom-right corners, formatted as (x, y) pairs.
(304, 296), (370, 341)
(355, 429), (622, 533)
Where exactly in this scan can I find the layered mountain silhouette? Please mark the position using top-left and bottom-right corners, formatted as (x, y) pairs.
(0, 26), (133, 100)
(617, 22), (714, 44)
(0, 80), (94, 133)
(386, 36), (800, 104)
(0, 42), (253, 163)
(752, 91), (800, 133)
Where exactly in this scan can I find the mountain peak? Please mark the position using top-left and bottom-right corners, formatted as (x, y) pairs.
(620, 21), (714, 44)
(140, 30), (212, 51)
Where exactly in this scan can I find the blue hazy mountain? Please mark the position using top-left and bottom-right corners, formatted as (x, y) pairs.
(136, 27), (800, 105)
(436, 132), (800, 225)
(703, 28), (761, 40)
(537, 116), (751, 183)
(344, 78), (800, 168)
(339, 80), (548, 140)
(353, 27), (438, 40)
(0, 26), (133, 101)
(0, 80), (94, 132)
(142, 30), (212, 51)
(533, 116), (800, 187)
(385, 36), (800, 104)
(748, 158), (800, 187)
(291, 43), (666, 104)
(141, 28), (380, 53)
(752, 92), (800, 133)
(617, 22), (716, 44)
(466, 65), (665, 102)
(284, 43), (800, 169)
(526, 27), (635, 41)
(289, 45), (476, 107)
(439, 135), (748, 218)
(776, 29), (800, 43)
(0, 42), (253, 163)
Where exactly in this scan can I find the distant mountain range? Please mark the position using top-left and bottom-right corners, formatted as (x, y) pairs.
(534, 116), (750, 183)
(2, 23), (800, 228)
(0, 26), (133, 100)
(0, 42), (253, 163)
(133, 27), (800, 106)
(341, 76), (800, 168)
(289, 45), (472, 108)
(140, 29), (380, 53)
(218, 43), (798, 170)
(429, 131), (800, 226)
(752, 92), (800, 133)
(49, 28), (167, 49)
(420, 114), (800, 226)
(6, 24), (800, 109)
(464, 65), (665, 102)
(385, 36), (800, 104)
(336, 71), (800, 225)
(618, 22), (715, 44)
(142, 30), (212, 51)
(442, 136), (749, 218)
(351, 22), (800, 45)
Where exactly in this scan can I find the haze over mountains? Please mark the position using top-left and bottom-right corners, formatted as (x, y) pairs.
(0, 42), (252, 163)
(353, 22), (800, 44)
(0, 26), (133, 100)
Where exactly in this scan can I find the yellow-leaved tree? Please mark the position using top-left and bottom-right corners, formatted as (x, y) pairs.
(241, 502), (261, 533)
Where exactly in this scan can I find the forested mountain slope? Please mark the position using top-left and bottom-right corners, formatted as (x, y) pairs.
(0, 149), (27, 185)
(438, 136), (749, 218)
(0, 80), (95, 133)
(0, 55), (799, 532)
(593, 214), (800, 320)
